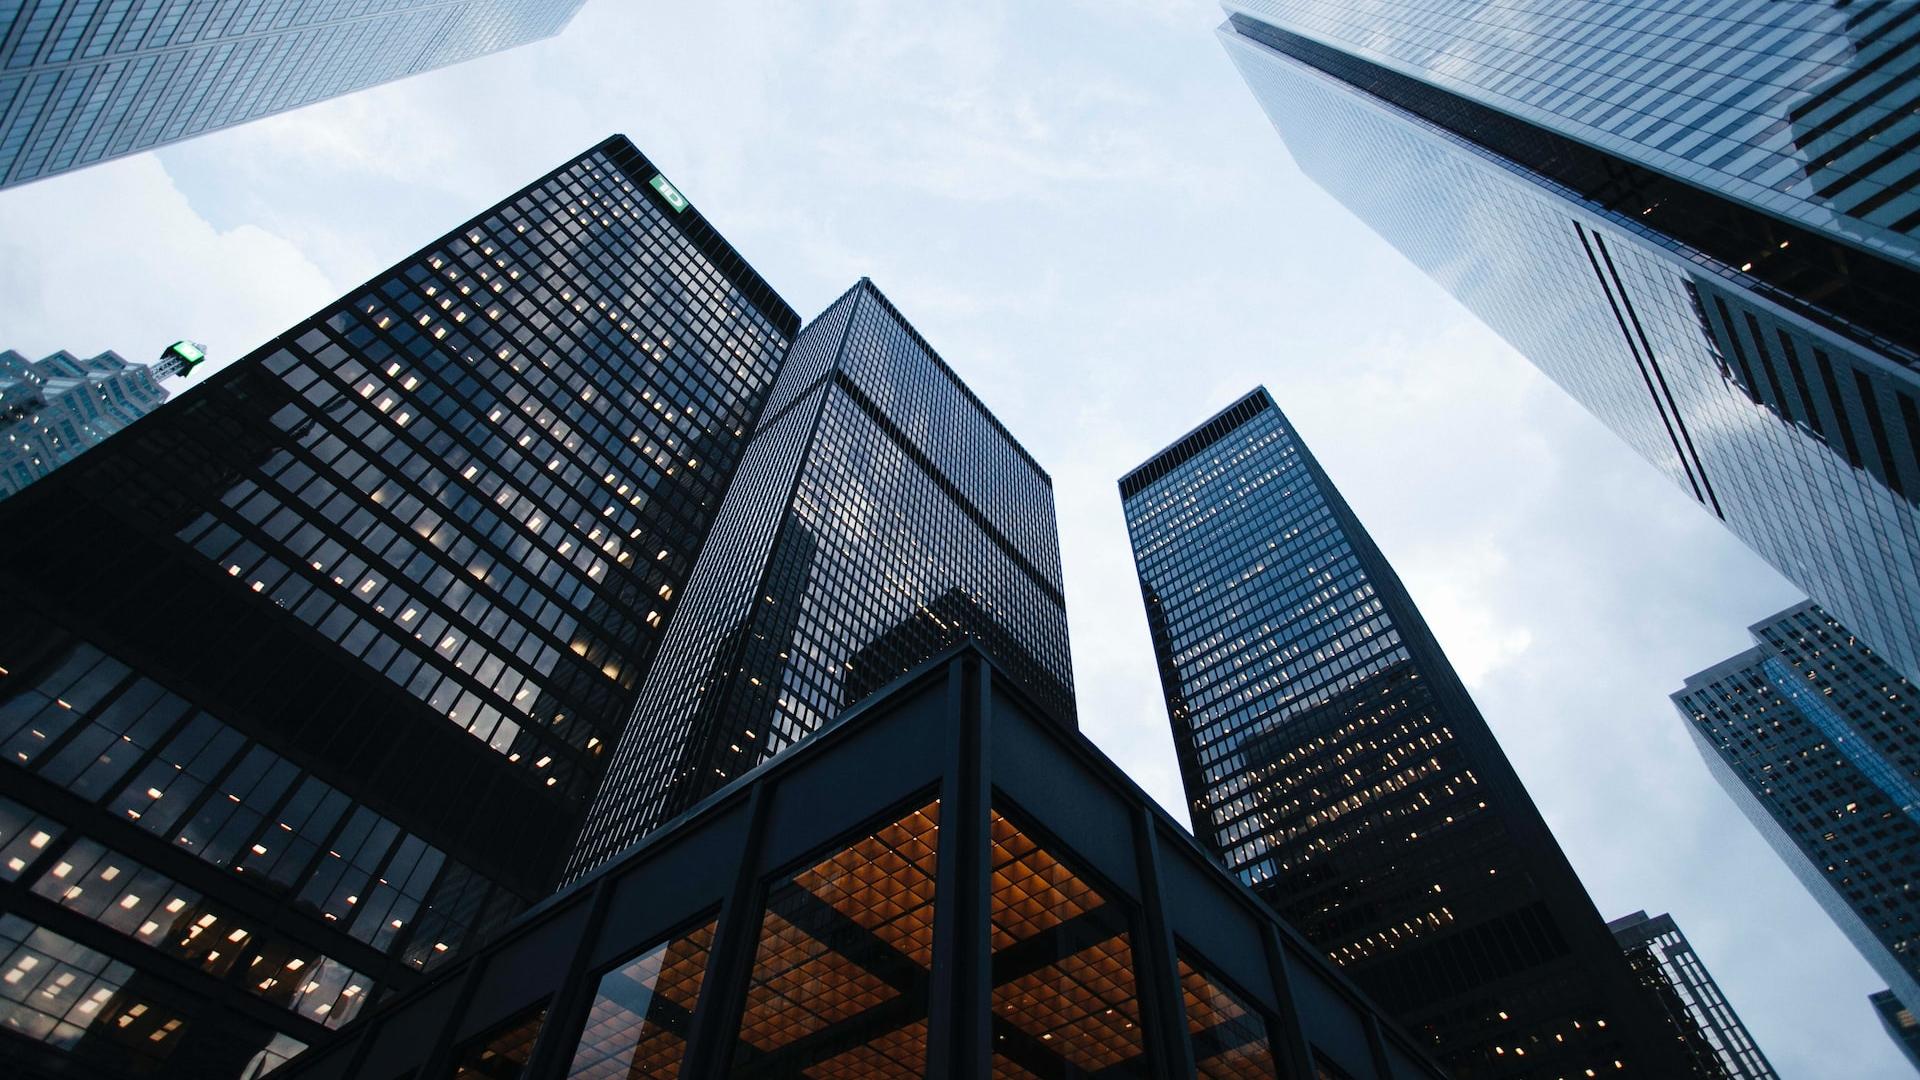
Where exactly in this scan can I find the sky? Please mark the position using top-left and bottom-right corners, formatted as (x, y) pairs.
(0, 1), (1902, 1075)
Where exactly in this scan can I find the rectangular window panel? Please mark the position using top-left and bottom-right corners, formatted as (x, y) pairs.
(453, 1004), (547, 1079)
(564, 917), (716, 1078)
(988, 807), (1149, 1078)
(1178, 951), (1278, 1079)
(729, 798), (940, 1075)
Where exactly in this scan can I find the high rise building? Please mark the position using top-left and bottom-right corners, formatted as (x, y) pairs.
(1217, 1), (1920, 685)
(0, 0), (584, 189)
(1675, 601), (1920, 1010)
(1871, 989), (1920, 1073)
(1121, 387), (1689, 1077)
(0, 134), (796, 1078)
(1607, 910), (1779, 1080)
(270, 645), (1446, 1080)
(1, 345), (197, 498)
(566, 278), (1075, 881)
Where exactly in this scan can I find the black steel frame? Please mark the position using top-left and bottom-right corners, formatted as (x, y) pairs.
(284, 644), (1446, 1079)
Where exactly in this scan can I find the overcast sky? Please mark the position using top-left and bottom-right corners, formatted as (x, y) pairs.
(0, 2), (1900, 1075)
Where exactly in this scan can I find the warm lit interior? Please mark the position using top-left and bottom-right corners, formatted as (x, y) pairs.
(566, 919), (717, 1079)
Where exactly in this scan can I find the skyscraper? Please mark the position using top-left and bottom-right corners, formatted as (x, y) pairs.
(566, 278), (1075, 881)
(1607, 910), (1779, 1080)
(0, 0), (585, 189)
(1121, 388), (1688, 1076)
(0, 134), (796, 1078)
(1675, 601), (1920, 1010)
(1, 346), (196, 498)
(1217, 2), (1920, 685)
(1871, 990), (1920, 1073)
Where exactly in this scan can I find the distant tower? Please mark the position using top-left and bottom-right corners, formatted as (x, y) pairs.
(1676, 601), (1920, 1009)
(1871, 990), (1920, 1073)
(1217, 2), (1920, 685)
(0, 347), (185, 498)
(1120, 387), (1688, 1076)
(566, 279), (1076, 880)
(0, 0), (586, 188)
(1608, 911), (1780, 1079)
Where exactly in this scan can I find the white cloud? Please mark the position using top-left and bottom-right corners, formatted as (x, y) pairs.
(0, 154), (334, 377)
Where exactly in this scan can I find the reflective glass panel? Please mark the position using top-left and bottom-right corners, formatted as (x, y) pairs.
(988, 808), (1148, 1078)
(0, 914), (188, 1072)
(453, 1004), (547, 1079)
(728, 799), (940, 1075)
(566, 917), (718, 1078)
(1179, 951), (1278, 1079)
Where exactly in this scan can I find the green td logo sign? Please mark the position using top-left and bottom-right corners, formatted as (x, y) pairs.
(649, 174), (689, 213)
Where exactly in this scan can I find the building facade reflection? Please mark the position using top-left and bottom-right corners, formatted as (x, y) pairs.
(1218, 1), (1920, 686)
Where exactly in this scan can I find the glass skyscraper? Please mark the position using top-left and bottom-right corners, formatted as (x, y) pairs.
(1218, 1), (1920, 686)
(1871, 989), (1920, 1073)
(1607, 910), (1779, 1080)
(1121, 388), (1688, 1077)
(0, 0), (584, 188)
(1, 347), (193, 498)
(0, 134), (795, 1077)
(1675, 601), (1920, 1011)
(566, 278), (1075, 882)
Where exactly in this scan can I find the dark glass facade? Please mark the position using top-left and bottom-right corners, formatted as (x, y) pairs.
(566, 280), (1075, 882)
(1121, 388), (1688, 1077)
(1219, 2), (1920, 687)
(276, 645), (1446, 1080)
(1871, 989), (1920, 1073)
(0, 135), (796, 1077)
(0, 0), (585, 188)
(2, 349), (176, 498)
(1675, 601), (1920, 1011)
(1606, 911), (1778, 1080)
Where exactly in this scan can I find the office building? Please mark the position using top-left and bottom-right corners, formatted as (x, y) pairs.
(0, 135), (796, 1077)
(1675, 601), (1920, 1009)
(0, 0), (584, 188)
(1218, 1), (1920, 685)
(276, 645), (1445, 1080)
(1607, 910), (1778, 1079)
(1871, 990), (1920, 1074)
(566, 278), (1075, 881)
(1122, 388), (1688, 1076)
(1, 345), (198, 498)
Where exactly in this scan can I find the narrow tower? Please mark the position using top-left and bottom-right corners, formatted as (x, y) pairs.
(1121, 388), (1688, 1076)
(1676, 601), (1920, 1012)
(567, 279), (1075, 880)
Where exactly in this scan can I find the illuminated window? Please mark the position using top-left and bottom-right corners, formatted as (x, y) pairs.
(565, 918), (717, 1078)
(729, 799), (940, 1074)
(453, 1004), (547, 1079)
(988, 807), (1149, 1077)
(1178, 951), (1277, 1079)
(0, 914), (188, 1067)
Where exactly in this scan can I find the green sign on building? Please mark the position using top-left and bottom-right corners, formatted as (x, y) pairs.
(649, 174), (689, 213)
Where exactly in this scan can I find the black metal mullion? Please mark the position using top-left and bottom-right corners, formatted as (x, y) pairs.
(926, 653), (990, 1078)
(1260, 924), (1319, 1080)
(678, 782), (774, 1076)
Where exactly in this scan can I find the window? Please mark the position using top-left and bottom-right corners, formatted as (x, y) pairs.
(729, 798), (940, 1075)
(453, 1004), (547, 1079)
(1178, 949), (1278, 1079)
(988, 806), (1149, 1077)
(565, 917), (717, 1077)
